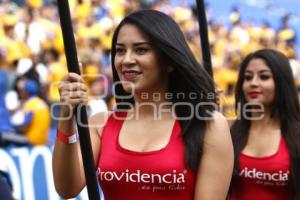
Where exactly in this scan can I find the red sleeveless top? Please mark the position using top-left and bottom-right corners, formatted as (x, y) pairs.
(97, 112), (196, 200)
(230, 137), (292, 200)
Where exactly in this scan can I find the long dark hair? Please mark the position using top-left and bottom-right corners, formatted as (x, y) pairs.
(231, 48), (300, 199)
(110, 9), (216, 171)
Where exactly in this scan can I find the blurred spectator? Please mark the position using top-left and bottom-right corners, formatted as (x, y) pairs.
(278, 14), (296, 46)
(26, 0), (42, 9)
(87, 79), (108, 116)
(0, 70), (14, 133)
(44, 48), (68, 103)
(1, 13), (31, 69)
(123, 0), (142, 15)
(12, 78), (50, 145)
(14, 7), (46, 55)
(229, 6), (241, 25)
(260, 22), (276, 48)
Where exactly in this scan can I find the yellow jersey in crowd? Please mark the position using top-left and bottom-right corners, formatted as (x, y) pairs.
(23, 97), (51, 145)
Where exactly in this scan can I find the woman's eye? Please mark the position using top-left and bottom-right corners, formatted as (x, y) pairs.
(136, 47), (148, 54)
(116, 48), (125, 55)
(260, 74), (271, 80)
(244, 75), (252, 81)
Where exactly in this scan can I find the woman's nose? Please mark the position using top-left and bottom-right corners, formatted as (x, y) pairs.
(122, 50), (136, 65)
(249, 75), (259, 87)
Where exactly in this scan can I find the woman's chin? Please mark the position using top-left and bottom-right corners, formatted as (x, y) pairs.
(122, 83), (136, 94)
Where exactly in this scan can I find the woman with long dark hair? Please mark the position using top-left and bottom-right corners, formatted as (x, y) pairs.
(53, 10), (233, 199)
(230, 48), (300, 200)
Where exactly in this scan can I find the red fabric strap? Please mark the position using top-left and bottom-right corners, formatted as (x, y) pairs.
(57, 130), (78, 144)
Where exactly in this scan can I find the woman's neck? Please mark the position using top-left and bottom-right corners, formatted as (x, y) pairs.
(250, 111), (280, 133)
(131, 90), (173, 120)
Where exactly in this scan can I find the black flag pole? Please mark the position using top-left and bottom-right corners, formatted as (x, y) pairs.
(195, 0), (213, 77)
(56, 0), (100, 199)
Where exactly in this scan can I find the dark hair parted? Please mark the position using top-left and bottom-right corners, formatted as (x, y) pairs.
(231, 48), (300, 199)
(111, 9), (216, 171)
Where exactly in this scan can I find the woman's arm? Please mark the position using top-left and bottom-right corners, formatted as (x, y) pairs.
(52, 73), (107, 198)
(194, 111), (234, 200)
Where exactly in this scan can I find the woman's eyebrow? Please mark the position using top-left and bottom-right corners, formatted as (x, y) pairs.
(116, 42), (152, 46)
(245, 69), (271, 73)
(133, 42), (152, 46)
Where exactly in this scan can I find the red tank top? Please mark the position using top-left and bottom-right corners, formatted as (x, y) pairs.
(230, 137), (291, 200)
(97, 112), (196, 200)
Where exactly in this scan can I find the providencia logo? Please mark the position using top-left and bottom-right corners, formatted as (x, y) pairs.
(97, 168), (186, 184)
(240, 168), (289, 182)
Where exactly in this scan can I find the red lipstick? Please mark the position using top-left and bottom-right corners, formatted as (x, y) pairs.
(248, 91), (261, 98)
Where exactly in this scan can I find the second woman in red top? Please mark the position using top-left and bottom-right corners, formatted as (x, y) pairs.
(230, 49), (300, 200)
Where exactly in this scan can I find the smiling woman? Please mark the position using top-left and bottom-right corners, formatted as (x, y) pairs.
(52, 9), (234, 200)
(114, 23), (169, 94)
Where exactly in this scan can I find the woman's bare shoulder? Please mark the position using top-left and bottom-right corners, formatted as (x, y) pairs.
(89, 111), (112, 123)
(88, 111), (113, 137)
(205, 111), (231, 144)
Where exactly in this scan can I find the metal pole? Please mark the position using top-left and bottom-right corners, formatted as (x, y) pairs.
(195, 0), (213, 77)
(56, 1), (100, 199)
